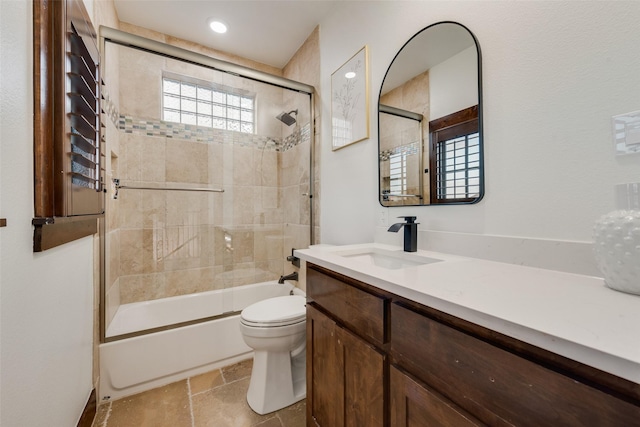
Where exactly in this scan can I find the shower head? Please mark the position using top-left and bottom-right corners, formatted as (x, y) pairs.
(276, 109), (298, 126)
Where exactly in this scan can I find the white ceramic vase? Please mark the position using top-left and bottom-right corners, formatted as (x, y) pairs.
(593, 210), (640, 295)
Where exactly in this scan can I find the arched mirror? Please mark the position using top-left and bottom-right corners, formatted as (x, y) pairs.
(378, 22), (483, 206)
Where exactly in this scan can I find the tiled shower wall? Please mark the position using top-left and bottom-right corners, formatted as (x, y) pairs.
(104, 33), (315, 332)
(283, 26), (321, 248)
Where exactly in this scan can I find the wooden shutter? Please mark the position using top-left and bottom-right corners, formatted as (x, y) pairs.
(33, 0), (104, 251)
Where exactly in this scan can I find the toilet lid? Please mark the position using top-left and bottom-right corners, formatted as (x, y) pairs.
(241, 295), (306, 326)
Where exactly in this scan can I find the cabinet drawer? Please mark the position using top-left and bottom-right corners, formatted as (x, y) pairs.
(307, 264), (387, 346)
(391, 302), (640, 427)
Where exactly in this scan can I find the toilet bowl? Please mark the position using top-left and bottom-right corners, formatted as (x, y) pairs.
(240, 295), (307, 415)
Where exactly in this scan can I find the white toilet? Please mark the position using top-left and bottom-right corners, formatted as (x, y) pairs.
(239, 295), (307, 415)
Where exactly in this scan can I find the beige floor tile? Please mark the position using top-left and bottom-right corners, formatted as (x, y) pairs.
(277, 400), (306, 427)
(92, 402), (110, 427)
(192, 377), (270, 427)
(106, 380), (191, 427)
(253, 417), (282, 427)
(190, 368), (225, 394)
(96, 360), (306, 427)
(222, 357), (253, 383)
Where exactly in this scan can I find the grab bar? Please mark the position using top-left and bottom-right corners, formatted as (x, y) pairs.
(381, 193), (422, 198)
(113, 179), (224, 199)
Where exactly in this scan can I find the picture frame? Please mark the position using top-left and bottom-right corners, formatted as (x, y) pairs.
(331, 46), (369, 150)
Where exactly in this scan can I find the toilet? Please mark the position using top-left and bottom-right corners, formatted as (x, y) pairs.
(240, 295), (307, 415)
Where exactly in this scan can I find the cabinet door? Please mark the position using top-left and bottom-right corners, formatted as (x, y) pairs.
(308, 304), (344, 427)
(307, 304), (385, 427)
(390, 365), (483, 427)
(340, 325), (385, 427)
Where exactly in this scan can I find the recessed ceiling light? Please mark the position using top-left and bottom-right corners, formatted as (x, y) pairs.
(345, 71), (356, 79)
(208, 20), (227, 34)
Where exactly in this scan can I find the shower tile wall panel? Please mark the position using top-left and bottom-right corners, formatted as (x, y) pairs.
(117, 42), (164, 119)
(283, 26), (321, 247)
(166, 139), (208, 184)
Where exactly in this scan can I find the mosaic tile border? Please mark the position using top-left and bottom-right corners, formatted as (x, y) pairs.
(379, 141), (419, 161)
(103, 86), (308, 152)
(117, 115), (279, 151)
(115, 113), (310, 153)
(282, 124), (311, 151)
(102, 90), (120, 127)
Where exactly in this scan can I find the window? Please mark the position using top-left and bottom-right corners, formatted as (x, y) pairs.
(389, 152), (407, 195)
(429, 106), (480, 203)
(162, 75), (255, 133)
(435, 132), (480, 200)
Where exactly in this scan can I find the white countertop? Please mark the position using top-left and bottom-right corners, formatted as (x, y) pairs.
(295, 243), (640, 384)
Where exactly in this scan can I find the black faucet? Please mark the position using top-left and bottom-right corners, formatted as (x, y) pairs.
(278, 271), (299, 284)
(387, 216), (419, 252)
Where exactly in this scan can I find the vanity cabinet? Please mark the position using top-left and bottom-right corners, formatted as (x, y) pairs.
(306, 266), (387, 427)
(305, 263), (640, 427)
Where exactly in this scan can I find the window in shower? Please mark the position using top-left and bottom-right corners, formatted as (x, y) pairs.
(162, 73), (255, 133)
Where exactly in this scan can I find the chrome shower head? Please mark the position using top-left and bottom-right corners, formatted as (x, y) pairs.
(276, 109), (298, 126)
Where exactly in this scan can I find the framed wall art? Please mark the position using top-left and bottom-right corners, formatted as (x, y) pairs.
(331, 46), (369, 150)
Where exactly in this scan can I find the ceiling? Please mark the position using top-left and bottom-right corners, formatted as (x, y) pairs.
(113, 0), (341, 69)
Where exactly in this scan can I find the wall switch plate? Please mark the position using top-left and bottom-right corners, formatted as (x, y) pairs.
(612, 110), (640, 155)
(378, 210), (388, 227)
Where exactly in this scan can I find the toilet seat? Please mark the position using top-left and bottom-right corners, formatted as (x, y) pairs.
(240, 295), (306, 328)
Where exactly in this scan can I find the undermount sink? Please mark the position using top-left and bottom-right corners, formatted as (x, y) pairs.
(335, 247), (442, 270)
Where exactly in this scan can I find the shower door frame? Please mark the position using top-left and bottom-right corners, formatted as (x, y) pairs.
(99, 26), (316, 343)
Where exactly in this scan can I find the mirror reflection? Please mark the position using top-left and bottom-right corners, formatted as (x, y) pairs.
(378, 22), (483, 206)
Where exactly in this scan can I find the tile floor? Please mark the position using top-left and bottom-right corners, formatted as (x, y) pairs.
(93, 358), (306, 427)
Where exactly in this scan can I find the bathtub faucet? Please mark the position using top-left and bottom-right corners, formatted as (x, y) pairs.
(278, 272), (298, 284)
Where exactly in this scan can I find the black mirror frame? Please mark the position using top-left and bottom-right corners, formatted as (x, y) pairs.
(377, 21), (484, 207)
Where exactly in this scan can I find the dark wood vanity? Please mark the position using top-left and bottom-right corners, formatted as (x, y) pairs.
(305, 263), (640, 426)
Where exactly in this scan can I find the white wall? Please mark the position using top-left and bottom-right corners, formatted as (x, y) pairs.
(429, 46), (478, 120)
(319, 1), (640, 245)
(0, 1), (94, 426)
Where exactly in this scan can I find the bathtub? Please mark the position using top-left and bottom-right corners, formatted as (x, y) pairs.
(99, 281), (303, 401)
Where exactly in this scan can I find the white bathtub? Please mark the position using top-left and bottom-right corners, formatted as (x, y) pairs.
(99, 281), (303, 401)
